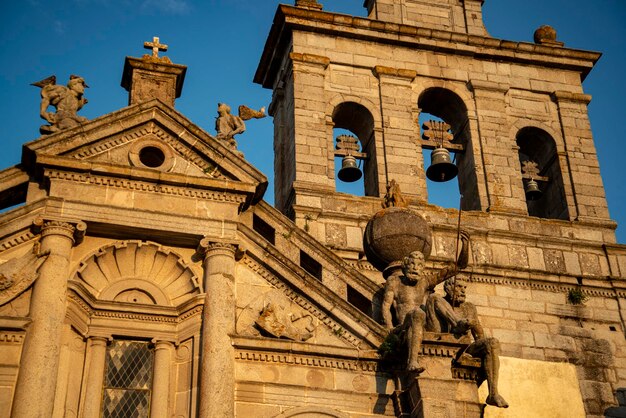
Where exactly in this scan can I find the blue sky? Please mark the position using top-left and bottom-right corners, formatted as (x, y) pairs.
(1, 0), (624, 243)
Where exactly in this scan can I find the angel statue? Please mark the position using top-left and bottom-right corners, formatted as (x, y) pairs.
(31, 75), (89, 135)
(215, 103), (266, 150)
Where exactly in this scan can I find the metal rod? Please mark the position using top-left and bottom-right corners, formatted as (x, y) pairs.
(451, 194), (463, 308)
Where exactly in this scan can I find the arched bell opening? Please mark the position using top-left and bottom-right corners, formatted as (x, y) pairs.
(417, 88), (479, 211)
(516, 127), (569, 220)
(331, 102), (378, 197)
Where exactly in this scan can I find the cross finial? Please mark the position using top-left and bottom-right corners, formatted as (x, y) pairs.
(144, 36), (168, 58)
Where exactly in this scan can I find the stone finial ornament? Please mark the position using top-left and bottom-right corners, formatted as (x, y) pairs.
(425, 278), (509, 408)
(295, 0), (323, 10)
(533, 25), (564, 47)
(32, 74), (89, 135)
(215, 103), (266, 150)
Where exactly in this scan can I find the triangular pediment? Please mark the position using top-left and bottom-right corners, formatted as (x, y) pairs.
(21, 99), (267, 206)
(233, 202), (386, 352)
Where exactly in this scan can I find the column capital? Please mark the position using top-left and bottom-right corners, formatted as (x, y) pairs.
(32, 217), (87, 245)
(87, 336), (111, 346)
(151, 338), (176, 348)
(197, 238), (239, 260)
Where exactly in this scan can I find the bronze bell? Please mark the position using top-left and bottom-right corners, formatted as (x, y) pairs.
(426, 147), (458, 182)
(338, 155), (362, 182)
(525, 178), (542, 201)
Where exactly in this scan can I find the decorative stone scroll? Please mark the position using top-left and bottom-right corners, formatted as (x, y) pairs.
(0, 246), (49, 306)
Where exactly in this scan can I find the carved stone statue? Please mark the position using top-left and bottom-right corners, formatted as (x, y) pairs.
(32, 75), (89, 135)
(381, 231), (469, 372)
(382, 179), (408, 209)
(425, 278), (509, 408)
(215, 103), (266, 150)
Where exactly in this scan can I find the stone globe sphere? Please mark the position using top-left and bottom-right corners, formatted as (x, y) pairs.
(363, 207), (432, 272)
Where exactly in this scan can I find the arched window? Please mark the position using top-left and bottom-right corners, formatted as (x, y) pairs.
(332, 102), (378, 197)
(418, 88), (479, 210)
(516, 127), (568, 220)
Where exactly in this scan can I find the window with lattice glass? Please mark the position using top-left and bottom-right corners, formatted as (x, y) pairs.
(102, 340), (154, 418)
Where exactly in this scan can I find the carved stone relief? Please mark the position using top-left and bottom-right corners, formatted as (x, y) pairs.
(0, 245), (49, 306)
(72, 240), (201, 306)
(255, 302), (314, 341)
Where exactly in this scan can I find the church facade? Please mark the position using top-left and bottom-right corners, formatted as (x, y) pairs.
(1, 1), (625, 417)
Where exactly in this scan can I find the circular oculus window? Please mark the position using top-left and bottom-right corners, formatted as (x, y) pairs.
(138, 146), (166, 168)
(129, 139), (175, 172)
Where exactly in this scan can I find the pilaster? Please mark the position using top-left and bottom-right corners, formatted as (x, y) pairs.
(468, 80), (527, 216)
(11, 217), (86, 418)
(197, 237), (239, 418)
(551, 91), (609, 222)
(289, 52), (332, 189)
(374, 66), (423, 200)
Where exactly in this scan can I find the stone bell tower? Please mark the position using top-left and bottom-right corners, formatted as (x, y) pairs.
(255, 0), (613, 261)
(257, 2), (626, 415)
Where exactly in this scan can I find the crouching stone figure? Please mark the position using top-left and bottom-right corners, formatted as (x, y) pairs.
(425, 278), (509, 408)
(381, 231), (469, 373)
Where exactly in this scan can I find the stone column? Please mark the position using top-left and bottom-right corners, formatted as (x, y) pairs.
(197, 238), (238, 418)
(11, 218), (86, 418)
(81, 336), (109, 418)
(151, 340), (174, 418)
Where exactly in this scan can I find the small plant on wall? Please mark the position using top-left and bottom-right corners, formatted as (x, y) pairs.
(567, 287), (589, 306)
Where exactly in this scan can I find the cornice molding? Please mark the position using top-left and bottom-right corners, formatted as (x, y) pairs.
(45, 169), (247, 204)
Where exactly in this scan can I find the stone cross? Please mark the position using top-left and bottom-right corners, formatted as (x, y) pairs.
(144, 36), (168, 58)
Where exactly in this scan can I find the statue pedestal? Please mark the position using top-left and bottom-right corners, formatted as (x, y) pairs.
(389, 333), (485, 418)
(397, 377), (484, 418)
